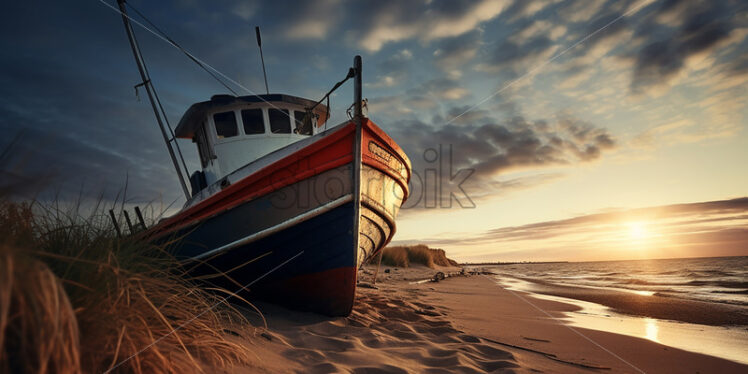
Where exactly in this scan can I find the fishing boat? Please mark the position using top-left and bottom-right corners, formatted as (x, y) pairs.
(115, 1), (411, 315)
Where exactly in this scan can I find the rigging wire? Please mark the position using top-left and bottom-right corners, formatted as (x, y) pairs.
(99, 0), (317, 126)
(126, 1), (239, 96)
(100, 0), (354, 133)
(98, 0), (256, 97)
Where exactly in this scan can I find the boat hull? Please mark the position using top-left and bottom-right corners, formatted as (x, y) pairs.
(149, 119), (410, 316)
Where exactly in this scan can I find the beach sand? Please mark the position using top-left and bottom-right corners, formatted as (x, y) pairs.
(237, 266), (747, 373)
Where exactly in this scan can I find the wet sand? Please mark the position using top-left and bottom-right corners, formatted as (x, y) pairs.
(237, 266), (748, 373)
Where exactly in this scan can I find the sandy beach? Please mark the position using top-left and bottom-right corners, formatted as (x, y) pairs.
(238, 265), (748, 373)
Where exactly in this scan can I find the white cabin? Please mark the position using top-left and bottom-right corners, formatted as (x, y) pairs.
(175, 94), (329, 195)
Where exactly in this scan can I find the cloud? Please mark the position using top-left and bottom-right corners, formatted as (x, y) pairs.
(397, 197), (748, 261)
(230, 1), (259, 20)
(557, 0), (605, 23)
(392, 111), (617, 211)
(629, 0), (740, 94)
(476, 35), (558, 74)
(547, 7), (633, 89)
(351, 0), (509, 52)
(282, 0), (341, 40)
(433, 31), (482, 72)
(505, 0), (561, 21)
(368, 49), (414, 88)
(0, 43), (190, 204)
(413, 78), (470, 101)
(509, 20), (567, 45)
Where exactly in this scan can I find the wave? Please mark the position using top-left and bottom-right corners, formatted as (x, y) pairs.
(496, 256), (748, 307)
(712, 289), (748, 295)
(609, 278), (748, 289)
(685, 280), (748, 289)
(651, 291), (748, 306)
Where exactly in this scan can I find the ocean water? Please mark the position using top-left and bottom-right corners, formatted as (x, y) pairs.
(489, 256), (748, 306)
(485, 256), (748, 365)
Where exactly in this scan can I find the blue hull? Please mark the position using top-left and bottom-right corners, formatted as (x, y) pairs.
(171, 201), (358, 315)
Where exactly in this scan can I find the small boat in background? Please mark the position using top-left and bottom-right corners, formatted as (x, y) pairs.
(115, 1), (411, 315)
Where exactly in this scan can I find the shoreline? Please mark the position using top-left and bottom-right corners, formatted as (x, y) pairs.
(492, 273), (748, 326)
(489, 273), (748, 367)
(241, 266), (748, 373)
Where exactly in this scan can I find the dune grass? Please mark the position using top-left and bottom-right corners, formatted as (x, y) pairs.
(375, 245), (458, 269)
(0, 199), (257, 374)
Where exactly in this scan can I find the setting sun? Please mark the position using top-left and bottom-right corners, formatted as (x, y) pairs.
(628, 221), (649, 240)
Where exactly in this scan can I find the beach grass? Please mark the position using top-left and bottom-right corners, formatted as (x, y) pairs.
(376, 245), (458, 268)
(0, 199), (257, 374)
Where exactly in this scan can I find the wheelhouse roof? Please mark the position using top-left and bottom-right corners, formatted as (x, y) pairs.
(174, 94), (329, 139)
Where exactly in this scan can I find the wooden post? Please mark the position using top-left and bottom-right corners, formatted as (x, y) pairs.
(134, 206), (147, 230)
(123, 210), (135, 234)
(109, 209), (122, 238)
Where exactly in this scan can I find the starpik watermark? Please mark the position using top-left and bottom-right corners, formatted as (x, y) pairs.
(266, 143), (476, 212)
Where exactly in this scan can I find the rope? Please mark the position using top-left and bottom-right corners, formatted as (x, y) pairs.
(308, 67), (355, 129)
(309, 68), (355, 113)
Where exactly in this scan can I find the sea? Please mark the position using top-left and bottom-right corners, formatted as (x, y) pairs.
(489, 256), (748, 306)
(484, 256), (748, 365)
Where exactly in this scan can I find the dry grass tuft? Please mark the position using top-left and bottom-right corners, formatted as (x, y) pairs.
(380, 246), (410, 268)
(0, 199), (257, 374)
(0, 247), (80, 373)
(376, 245), (458, 268)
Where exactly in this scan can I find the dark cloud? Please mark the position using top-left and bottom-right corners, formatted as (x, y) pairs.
(726, 52), (748, 76)
(432, 105), (493, 126)
(339, 0), (508, 51)
(2, 0), (743, 220)
(371, 49), (414, 86)
(480, 36), (556, 74)
(630, 0), (738, 93)
(408, 78), (470, 101)
(432, 31), (482, 71)
(0, 56), (188, 203)
(377, 50), (413, 74)
(392, 112), (617, 211)
(0, 1), (198, 204)
(503, 0), (559, 22)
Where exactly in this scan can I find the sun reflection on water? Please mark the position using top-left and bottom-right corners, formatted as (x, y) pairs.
(631, 290), (655, 296)
(644, 318), (658, 342)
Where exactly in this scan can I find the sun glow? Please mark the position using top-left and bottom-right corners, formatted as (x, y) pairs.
(627, 221), (649, 240)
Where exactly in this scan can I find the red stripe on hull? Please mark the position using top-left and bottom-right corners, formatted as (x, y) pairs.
(150, 123), (356, 237)
(257, 266), (357, 316)
(362, 119), (412, 187)
(149, 119), (411, 241)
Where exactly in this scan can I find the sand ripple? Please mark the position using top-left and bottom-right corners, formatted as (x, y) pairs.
(267, 287), (520, 374)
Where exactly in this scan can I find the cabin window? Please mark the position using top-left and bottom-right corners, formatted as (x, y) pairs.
(196, 124), (213, 168)
(294, 110), (312, 135)
(213, 111), (238, 139)
(269, 109), (291, 134)
(241, 109), (265, 134)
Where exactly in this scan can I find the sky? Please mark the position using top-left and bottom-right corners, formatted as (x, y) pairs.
(1, 0), (746, 262)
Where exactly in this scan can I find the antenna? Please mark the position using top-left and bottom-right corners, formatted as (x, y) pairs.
(255, 26), (269, 95)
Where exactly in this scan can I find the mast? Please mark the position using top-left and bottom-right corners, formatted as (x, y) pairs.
(116, 0), (190, 200)
(351, 55), (363, 266)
